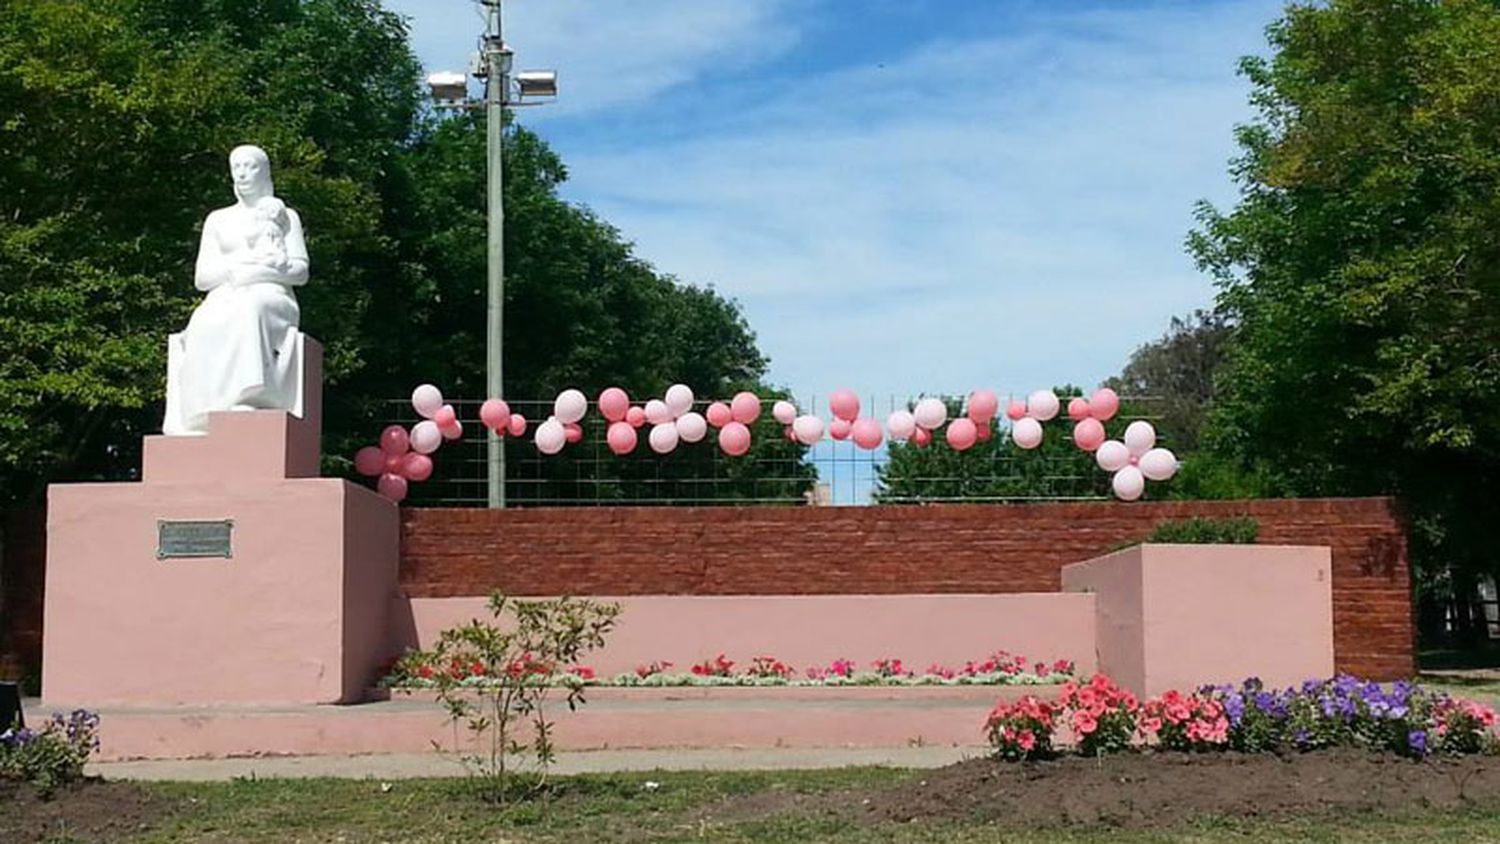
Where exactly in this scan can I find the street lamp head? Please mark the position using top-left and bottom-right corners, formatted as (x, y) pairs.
(425, 71), (469, 105)
(515, 70), (558, 100)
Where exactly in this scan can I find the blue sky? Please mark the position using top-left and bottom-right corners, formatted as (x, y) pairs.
(383, 0), (1282, 411)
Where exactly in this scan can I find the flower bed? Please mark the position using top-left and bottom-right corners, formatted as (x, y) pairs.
(1, 709), (100, 793)
(382, 651), (1076, 689)
(986, 674), (1499, 761)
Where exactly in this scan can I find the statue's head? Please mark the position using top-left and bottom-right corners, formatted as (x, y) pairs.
(229, 145), (274, 203)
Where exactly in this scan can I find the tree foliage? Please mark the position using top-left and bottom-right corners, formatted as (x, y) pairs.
(0, 0), (810, 507)
(1189, 0), (1500, 601)
(1105, 310), (1230, 454)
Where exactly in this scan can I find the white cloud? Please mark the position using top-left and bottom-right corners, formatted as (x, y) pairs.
(383, 0), (797, 116)
(386, 0), (1283, 404)
(555, 2), (1281, 401)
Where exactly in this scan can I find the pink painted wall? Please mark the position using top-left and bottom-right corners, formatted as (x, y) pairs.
(1063, 544), (1334, 696)
(390, 594), (1098, 678)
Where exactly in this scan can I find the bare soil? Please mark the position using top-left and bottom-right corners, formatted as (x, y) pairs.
(710, 748), (1500, 829)
(0, 778), (168, 843)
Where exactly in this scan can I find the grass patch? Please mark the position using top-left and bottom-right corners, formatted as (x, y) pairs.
(97, 766), (1500, 843)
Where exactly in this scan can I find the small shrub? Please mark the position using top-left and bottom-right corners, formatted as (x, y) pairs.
(397, 593), (621, 802)
(1146, 516), (1258, 545)
(1433, 697), (1498, 755)
(985, 695), (1056, 761)
(0, 709), (100, 794)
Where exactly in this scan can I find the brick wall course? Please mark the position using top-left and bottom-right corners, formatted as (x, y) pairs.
(401, 498), (1414, 679)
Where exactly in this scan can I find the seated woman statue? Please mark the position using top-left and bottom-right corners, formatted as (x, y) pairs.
(163, 145), (310, 435)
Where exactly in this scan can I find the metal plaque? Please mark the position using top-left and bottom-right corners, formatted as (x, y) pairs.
(157, 519), (234, 560)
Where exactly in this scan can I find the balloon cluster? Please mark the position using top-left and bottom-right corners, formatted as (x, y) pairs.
(478, 396), (528, 442)
(567, 384), (762, 457)
(353, 383), (461, 502)
(819, 390), (884, 450)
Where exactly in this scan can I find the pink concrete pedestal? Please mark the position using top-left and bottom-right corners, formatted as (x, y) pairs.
(43, 339), (399, 705)
(1061, 544), (1334, 696)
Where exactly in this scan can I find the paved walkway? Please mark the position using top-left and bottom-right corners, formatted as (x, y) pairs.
(90, 746), (986, 781)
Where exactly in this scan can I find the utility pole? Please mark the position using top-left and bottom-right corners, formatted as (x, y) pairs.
(427, 1), (556, 508)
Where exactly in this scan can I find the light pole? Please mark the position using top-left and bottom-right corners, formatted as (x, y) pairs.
(427, 0), (557, 508)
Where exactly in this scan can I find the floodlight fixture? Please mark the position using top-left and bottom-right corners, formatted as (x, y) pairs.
(425, 71), (469, 106)
(515, 70), (558, 100)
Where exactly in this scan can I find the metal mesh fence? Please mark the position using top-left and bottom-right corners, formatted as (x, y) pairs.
(374, 394), (1170, 508)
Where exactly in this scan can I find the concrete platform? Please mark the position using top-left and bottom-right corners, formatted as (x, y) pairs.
(26, 684), (1054, 762)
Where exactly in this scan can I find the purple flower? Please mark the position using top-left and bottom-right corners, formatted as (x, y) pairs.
(1408, 730), (1428, 756)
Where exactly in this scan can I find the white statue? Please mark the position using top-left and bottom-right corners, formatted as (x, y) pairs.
(163, 145), (310, 435)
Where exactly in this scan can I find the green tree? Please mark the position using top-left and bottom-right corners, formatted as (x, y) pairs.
(0, 1), (812, 508)
(1105, 310), (1230, 454)
(0, 0), (421, 507)
(1189, 0), (1500, 636)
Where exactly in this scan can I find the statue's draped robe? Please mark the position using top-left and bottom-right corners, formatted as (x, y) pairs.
(163, 203), (308, 435)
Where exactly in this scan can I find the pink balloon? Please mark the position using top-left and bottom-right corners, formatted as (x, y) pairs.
(829, 418), (853, 441)
(784, 425), (798, 443)
(792, 415), (825, 445)
(829, 389), (860, 423)
(377, 473), (408, 502)
(1006, 400), (1026, 421)
(912, 427), (932, 448)
(1090, 388), (1121, 422)
(564, 422), (583, 444)
(1072, 417), (1107, 452)
(1067, 397), (1091, 422)
(385, 453), (404, 475)
(606, 421), (637, 455)
(625, 406), (646, 428)
(719, 421), (752, 456)
(975, 421), (993, 442)
(410, 384), (443, 419)
(946, 417), (978, 451)
(598, 387), (630, 423)
(380, 425), (410, 456)
(434, 404), (458, 428)
(411, 420), (443, 453)
(851, 417), (884, 450)
(480, 399), (510, 431)
(439, 419), (463, 440)
(401, 452), (433, 482)
(354, 446), (385, 477)
(772, 400), (797, 425)
(507, 413), (527, 437)
(706, 402), (732, 428)
(968, 390), (999, 423)
(730, 391), (761, 424)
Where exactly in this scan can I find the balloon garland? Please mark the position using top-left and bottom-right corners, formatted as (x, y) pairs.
(357, 382), (1179, 502)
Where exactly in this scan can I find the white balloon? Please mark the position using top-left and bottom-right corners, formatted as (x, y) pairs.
(644, 399), (673, 426)
(792, 414), (826, 445)
(675, 411), (708, 443)
(665, 383), (695, 417)
(648, 422), (680, 454)
(887, 410), (917, 440)
(913, 397), (947, 430)
(1011, 417), (1044, 449)
(535, 418), (566, 455)
(1026, 390), (1060, 421)
(1113, 465), (1146, 501)
(1124, 420), (1157, 456)
(1096, 440), (1131, 472)
(411, 384), (444, 419)
(1139, 448), (1179, 481)
(410, 420), (443, 454)
(772, 400), (797, 425)
(554, 389), (588, 424)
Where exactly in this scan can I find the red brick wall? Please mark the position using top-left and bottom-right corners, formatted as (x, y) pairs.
(402, 498), (1413, 679)
(1, 508), (46, 685)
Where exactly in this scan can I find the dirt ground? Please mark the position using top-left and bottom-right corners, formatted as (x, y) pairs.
(712, 748), (1500, 829)
(4, 749), (1499, 841)
(1, 778), (168, 843)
